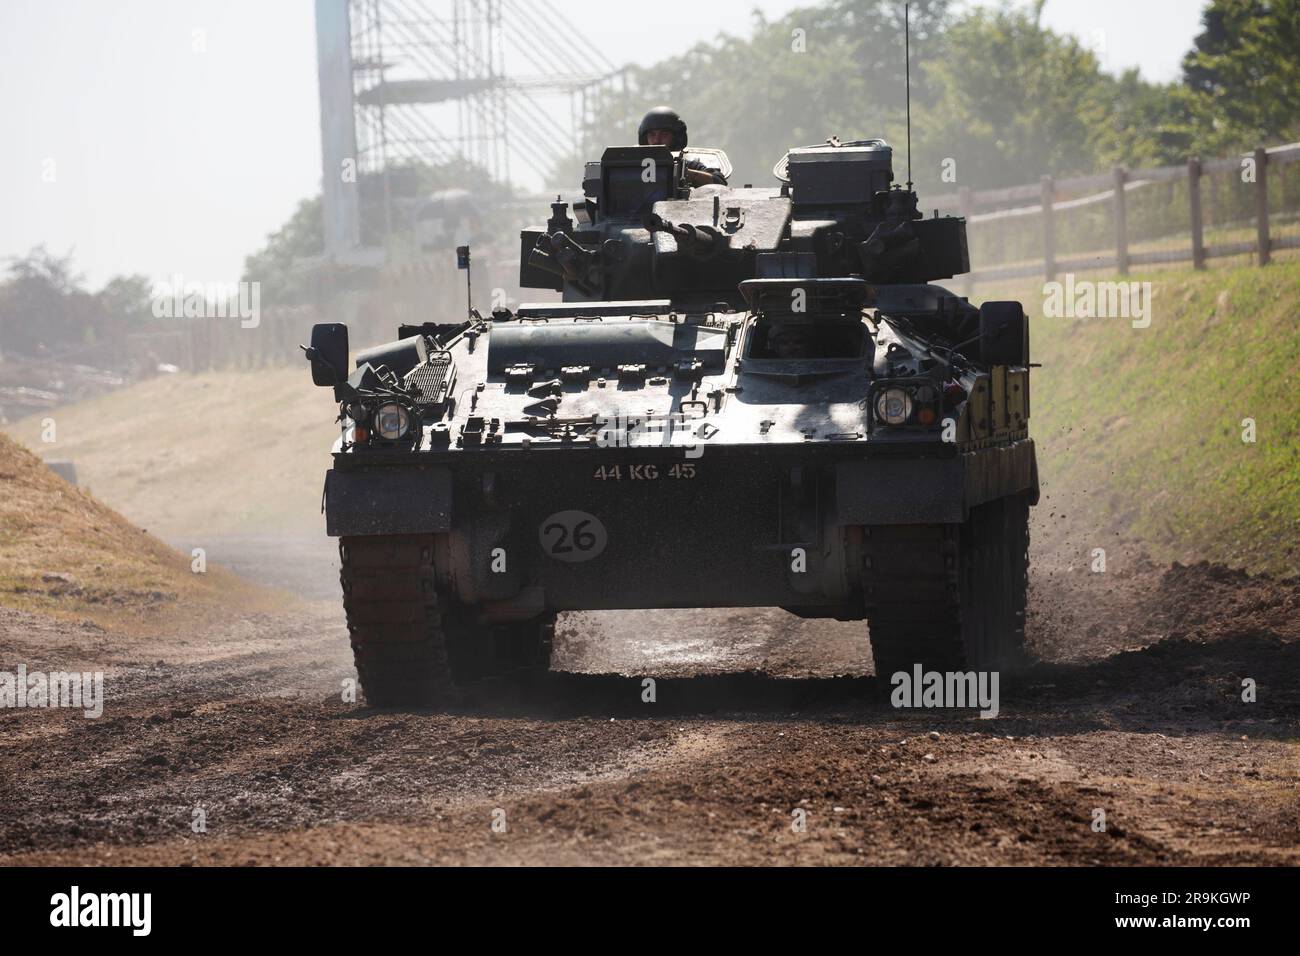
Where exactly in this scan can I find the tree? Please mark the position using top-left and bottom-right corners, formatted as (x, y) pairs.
(913, 6), (1117, 188)
(574, 0), (952, 188)
(1084, 71), (1197, 171)
(0, 247), (94, 357)
(1181, 0), (1300, 151)
(240, 159), (521, 305)
(0, 248), (153, 363)
(240, 196), (325, 304)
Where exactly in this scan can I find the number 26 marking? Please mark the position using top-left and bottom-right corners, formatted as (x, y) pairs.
(539, 511), (608, 562)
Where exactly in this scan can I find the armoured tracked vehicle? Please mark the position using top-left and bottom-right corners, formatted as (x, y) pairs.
(305, 139), (1037, 706)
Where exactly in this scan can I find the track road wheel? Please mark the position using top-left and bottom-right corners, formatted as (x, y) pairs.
(864, 495), (1030, 681)
(958, 494), (1030, 673)
(339, 535), (555, 708)
(340, 535), (456, 708)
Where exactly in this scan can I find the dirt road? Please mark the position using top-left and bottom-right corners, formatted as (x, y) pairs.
(1, 533), (1297, 866)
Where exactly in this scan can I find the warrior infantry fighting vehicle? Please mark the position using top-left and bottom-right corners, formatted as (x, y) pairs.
(305, 139), (1037, 706)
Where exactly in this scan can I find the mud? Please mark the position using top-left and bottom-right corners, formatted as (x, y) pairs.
(1, 529), (1296, 866)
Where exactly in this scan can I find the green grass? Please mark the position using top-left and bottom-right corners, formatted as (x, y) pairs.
(980, 260), (1300, 574)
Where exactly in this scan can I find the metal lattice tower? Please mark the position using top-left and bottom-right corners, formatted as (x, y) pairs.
(316, 0), (627, 254)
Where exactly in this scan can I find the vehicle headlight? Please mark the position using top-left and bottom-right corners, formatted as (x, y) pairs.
(875, 387), (913, 426)
(373, 403), (411, 441)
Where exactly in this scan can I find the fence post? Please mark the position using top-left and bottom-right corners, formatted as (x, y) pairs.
(1255, 146), (1271, 266)
(1039, 175), (1055, 283)
(1188, 157), (1205, 270)
(959, 185), (974, 296)
(1113, 165), (1129, 274)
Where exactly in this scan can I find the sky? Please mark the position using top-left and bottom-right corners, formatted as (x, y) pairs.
(0, 0), (1208, 290)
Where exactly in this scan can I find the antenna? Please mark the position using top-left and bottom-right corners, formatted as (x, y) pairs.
(905, 2), (913, 190)
(456, 244), (472, 322)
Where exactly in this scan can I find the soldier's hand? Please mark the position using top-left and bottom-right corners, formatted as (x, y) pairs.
(684, 167), (721, 187)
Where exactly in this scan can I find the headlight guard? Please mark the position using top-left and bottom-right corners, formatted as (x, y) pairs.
(869, 378), (944, 431)
(373, 402), (413, 441)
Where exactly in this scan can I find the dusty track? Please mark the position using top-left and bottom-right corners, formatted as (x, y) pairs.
(1, 536), (1297, 866)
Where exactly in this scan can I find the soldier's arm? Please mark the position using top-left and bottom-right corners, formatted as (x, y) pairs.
(684, 159), (728, 187)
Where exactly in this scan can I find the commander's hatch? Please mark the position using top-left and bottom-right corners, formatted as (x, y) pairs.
(681, 147), (733, 181)
(737, 276), (871, 384)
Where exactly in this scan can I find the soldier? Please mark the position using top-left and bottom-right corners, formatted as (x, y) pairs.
(767, 324), (817, 359)
(637, 106), (728, 187)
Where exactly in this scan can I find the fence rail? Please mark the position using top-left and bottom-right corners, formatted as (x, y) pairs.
(931, 142), (1300, 289)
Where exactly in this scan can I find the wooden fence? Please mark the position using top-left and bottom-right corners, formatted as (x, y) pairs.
(929, 142), (1300, 289)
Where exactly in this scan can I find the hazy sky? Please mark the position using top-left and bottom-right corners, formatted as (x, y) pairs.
(0, 0), (1207, 289)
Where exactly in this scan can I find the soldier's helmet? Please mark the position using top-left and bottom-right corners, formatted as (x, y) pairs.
(637, 106), (688, 151)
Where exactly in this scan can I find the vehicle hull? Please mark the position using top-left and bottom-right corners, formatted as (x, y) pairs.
(325, 439), (1036, 614)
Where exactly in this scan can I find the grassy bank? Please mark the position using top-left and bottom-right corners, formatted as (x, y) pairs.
(984, 259), (1300, 574)
(0, 432), (284, 632)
